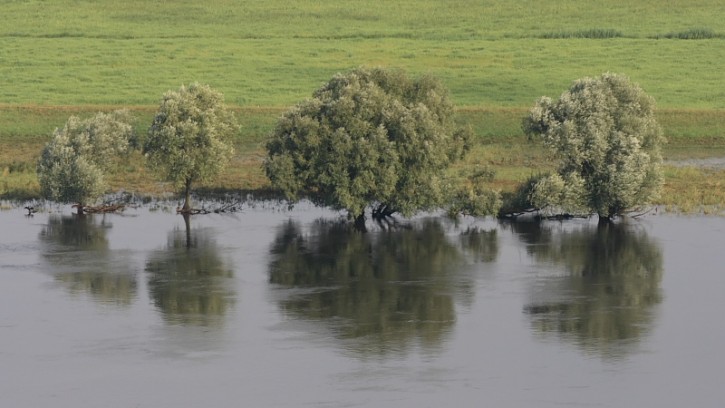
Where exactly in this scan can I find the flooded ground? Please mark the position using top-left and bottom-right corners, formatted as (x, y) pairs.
(1, 204), (724, 407)
(665, 156), (725, 168)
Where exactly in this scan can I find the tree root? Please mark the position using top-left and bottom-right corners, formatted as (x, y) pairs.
(176, 200), (244, 215)
(84, 204), (125, 214)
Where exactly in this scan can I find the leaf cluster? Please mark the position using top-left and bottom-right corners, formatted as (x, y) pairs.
(37, 110), (134, 207)
(144, 83), (237, 190)
(522, 73), (665, 219)
(265, 67), (470, 218)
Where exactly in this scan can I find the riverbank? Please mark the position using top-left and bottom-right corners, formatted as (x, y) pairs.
(2, 107), (723, 214)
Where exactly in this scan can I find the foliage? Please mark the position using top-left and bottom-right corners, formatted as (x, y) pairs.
(447, 167), (502, 217)
(523, 73), (665, 220)
(448, 183), (502, 218)
(499, 172), (589, 217)
(498, 174), (547, 216)
(265, 67), (470, 219)
(36, 110), (134, 212)
(144, 83), (237, 210)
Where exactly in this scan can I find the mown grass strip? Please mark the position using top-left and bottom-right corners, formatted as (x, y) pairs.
(1, 37), (724, 109)
(3, 0), (723, 40)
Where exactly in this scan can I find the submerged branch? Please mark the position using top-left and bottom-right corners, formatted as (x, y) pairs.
(176, 199), (246, 215)
(372, 203), (397, 220)
(83, 204), (126, 214)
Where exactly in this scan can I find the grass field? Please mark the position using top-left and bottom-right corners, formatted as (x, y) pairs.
(1, 0), (724, 108)
(1, 0), (723, 211)
(2, 37), (724, 108)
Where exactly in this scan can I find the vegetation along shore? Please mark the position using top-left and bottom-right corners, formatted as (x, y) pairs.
(1, 0), (723, 214)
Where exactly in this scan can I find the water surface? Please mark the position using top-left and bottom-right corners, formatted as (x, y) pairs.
(1, 205), (723, 407)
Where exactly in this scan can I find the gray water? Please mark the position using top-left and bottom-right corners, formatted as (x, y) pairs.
(1, 204), (724, 407)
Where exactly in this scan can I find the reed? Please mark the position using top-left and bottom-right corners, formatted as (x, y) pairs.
(538, 29), (624, 39)
(655, 28), (723, 40)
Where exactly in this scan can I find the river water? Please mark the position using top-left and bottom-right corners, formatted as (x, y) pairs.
(1, 204), (723, 407)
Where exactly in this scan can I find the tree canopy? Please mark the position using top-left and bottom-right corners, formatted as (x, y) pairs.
(264, 67), (470, 222)
(522, 73), (665, 221)
(37, 110), (134, 214)
(144, 83), (237, 212)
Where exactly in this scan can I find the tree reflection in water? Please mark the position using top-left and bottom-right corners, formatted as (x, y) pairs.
(39, 214), (137, 306)
(268, 218), (490, 356)
(145, 214), (235, 327)
(459, 227), (498, 263)
(516, 221), (663, 358)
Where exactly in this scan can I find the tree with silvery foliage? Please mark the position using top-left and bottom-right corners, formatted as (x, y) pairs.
(37, 110), (134, 214)
(521, 73), (665, 222)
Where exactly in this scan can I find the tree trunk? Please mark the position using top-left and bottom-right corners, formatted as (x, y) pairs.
(182, 178), (192, 212)
(76, 203), (85, 215)
(354, 213), (367, 232)
(372, 203), (395, 220)
(598, 213), (612, 225)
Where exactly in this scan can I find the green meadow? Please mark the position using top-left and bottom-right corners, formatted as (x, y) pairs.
(1, 0), (724, 210)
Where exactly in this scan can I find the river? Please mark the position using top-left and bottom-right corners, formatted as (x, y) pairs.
(1, 204), (723, 407)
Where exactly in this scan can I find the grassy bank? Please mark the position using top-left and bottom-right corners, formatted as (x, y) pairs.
(1, 0), (723, 211)
(2, 107), (723, 213)
(5, 142), (723, 214)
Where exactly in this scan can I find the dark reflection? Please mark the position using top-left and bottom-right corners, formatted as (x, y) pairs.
(269, 218), (477, 356)
(145, 214), (235, 327)
(506, 220), (553, 248)
(519, 221), (663, 358)
(39, 214), (137, 306)
(459, 227), (498, 263)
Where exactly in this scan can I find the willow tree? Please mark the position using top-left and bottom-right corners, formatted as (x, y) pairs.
(144, 83), (237, 212)
(264, 67), (470, 224)
(37, 110), (134, 214)
(522, 73), (665, 222)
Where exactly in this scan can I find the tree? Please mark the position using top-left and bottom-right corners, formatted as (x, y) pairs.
(37, 110), (134, 214)
(264, 67), (470, 224)
(447, 168), (502, 218)
(522, 73), (665, 222)
(144, 83), (237, 212)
